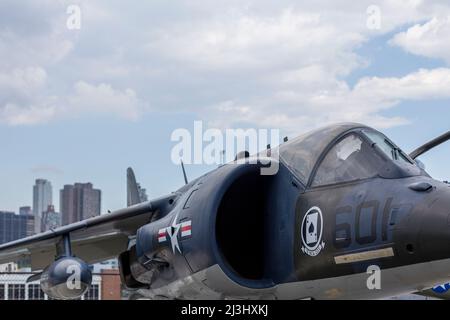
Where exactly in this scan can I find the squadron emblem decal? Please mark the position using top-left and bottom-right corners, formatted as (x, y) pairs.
(300, 206), (325, 256)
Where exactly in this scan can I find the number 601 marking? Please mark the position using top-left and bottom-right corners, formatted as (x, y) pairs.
(333, 198), (394, 248)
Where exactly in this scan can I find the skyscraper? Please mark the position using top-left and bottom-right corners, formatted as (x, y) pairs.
(19, 206), (32, 216)
(25, 216), (35, 237)
(41, 205), (61, 232)
(60, 183), (101, 225)
(19, 206), (34, 235)
(32, 179), (52, 234)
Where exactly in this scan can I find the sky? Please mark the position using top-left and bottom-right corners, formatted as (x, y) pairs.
(1, 0), (450, 213)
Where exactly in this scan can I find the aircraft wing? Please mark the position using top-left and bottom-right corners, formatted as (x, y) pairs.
(0, 194), (175, 270)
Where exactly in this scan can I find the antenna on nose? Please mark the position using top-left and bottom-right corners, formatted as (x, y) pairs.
(181, 160), (189, 185)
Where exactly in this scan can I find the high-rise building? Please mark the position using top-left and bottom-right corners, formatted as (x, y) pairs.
(32, 179), (52, 234)
(19, 206), (32, 216)
(60, 183), (101, 225)
(0, 211), (34, 245)
(18, 206), (34, 235)
(41, 205), (61, 232)
(25, 216), (35, 237)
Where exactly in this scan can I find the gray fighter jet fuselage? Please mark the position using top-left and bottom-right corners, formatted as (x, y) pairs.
(122, 123), (450, 299)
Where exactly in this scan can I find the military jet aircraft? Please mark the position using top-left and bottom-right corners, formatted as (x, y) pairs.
(1, 122), (450, 300)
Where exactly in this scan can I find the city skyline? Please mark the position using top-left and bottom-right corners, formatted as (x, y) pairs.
(0, 179), (102, 245)
(1, 178), (103, 217)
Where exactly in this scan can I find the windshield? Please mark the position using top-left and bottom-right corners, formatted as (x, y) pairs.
(362, 130), (414, 165)
(279, 124), (360, 183)
(311, 134), (380, 187)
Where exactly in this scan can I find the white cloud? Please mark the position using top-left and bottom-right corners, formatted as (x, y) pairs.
(148, 9), (365, 76)
(0, 103), (55, 125)
(205, 68), (450, 134)
(68, 81), (146, 121)
(352, 68), (450, 101)
(0, 80), (147, 125)
(0, 66), (46, 94)
(390, 16), (450, 63)
(30, 165), (64, 175)
(0, 0), (75, 69)
(2, 0), (450, 133)
(0, 67), (52, 125)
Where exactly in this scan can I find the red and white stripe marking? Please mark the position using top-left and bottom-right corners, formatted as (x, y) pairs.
(158, 228), (167, 243)
(180, 220), (192, 237)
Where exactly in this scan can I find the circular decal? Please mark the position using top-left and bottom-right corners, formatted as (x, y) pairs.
(300, 206), (325, 256)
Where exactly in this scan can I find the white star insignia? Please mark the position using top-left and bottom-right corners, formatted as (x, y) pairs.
(166, 213), (182, 254)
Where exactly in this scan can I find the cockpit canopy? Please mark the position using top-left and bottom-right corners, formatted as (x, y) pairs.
(279, 123), (422, 187)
